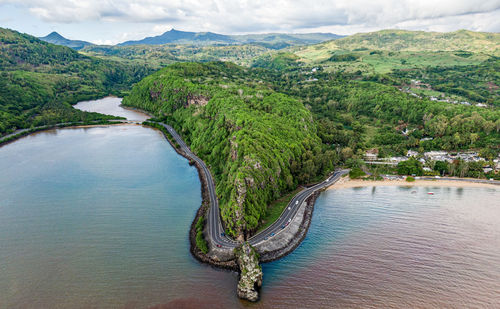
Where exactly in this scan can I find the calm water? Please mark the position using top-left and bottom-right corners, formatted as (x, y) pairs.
(258, 186), (500, 308)
(74, 97), (150, 122)
(1, 98), (499, 308)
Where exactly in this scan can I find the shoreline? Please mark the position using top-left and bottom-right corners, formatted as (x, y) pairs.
(329, 177), (500, 190)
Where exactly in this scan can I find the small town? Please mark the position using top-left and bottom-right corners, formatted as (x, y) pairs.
(364, 148), (500, 175)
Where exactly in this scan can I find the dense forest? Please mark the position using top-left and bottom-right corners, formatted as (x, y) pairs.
(123, 62), (337, 238)
(0, 27), (152, 135)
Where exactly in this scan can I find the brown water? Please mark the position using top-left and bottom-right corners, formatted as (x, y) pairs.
(250, 186), (500, 308)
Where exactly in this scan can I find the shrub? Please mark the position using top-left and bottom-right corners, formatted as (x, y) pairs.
(195, 217), (208, 253)
(406, 176), (415, 182)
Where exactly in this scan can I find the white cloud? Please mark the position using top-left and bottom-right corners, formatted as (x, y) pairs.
(152, 24), (174, 35)
(1, 0), (500, 35)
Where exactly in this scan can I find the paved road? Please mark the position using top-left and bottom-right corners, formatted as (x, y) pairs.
(158, 123), (237, 247)
(158, 122), (348, 249)
(248, 169), (349, 245)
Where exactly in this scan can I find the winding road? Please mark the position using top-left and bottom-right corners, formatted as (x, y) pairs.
(158, 122), (348, 249)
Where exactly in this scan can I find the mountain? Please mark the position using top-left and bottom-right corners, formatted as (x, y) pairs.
(118, 29), (235, 46)
(118, 28), (342, 48)
(39, 31), (93, 50)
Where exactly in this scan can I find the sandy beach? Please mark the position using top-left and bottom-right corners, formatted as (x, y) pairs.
(329, 176), (500, 190)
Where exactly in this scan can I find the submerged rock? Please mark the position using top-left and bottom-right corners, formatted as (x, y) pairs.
(235, 242), (263, 302)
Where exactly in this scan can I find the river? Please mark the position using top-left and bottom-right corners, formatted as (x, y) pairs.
(0, 97), (498, 308)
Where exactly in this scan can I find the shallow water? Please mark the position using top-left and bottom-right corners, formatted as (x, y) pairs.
(1, 98), (499, 308)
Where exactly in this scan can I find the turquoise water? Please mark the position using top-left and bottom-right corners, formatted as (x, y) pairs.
(1, 99), (499, 308)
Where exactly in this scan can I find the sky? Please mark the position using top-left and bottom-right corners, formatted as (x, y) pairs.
(0, 0), (499, 45)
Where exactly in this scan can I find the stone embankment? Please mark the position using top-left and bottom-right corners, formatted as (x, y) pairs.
(254, 190), (320, 262)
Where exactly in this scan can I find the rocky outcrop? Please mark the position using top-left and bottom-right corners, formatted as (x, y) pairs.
(235, 242), (263, 302)
(186, 94), (210, 107)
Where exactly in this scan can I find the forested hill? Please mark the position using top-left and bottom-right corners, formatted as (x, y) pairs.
(123, 62), (336, 238)
(302, 29), (500, 55)
(0, 27), (152, 135)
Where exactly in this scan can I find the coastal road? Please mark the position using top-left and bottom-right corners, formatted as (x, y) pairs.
(158, 123), (237, 247)
(248, 169), (348, 246)
(158, 122), (348, 249)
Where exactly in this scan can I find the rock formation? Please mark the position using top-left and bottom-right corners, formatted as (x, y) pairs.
(235, 242), (263, 302)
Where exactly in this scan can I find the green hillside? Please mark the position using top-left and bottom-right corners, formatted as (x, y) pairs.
(122, 62), (336, 238)
(0, 27), (152, 135)
(287, 29), (499, 107)
(295, 29), (499, 75)
(297, 29), (500, 62)
(82, 43), (272, 68)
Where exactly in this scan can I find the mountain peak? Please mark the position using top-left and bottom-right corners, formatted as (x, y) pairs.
(39, 31), (92, 50)
(44, 31), (64, 39)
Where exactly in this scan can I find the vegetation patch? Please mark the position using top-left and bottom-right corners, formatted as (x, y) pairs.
(195, 217), (208, 254)
(349, 167), (366, 179)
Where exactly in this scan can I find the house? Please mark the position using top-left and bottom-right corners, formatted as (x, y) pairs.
(407, 150), (419, 157)
(483, 167), (493, 174)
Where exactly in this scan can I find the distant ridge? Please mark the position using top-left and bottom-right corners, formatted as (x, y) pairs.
(118, 29), (343, 48)
(118, 29), (234, 46)
(39, 32), (93, 50)
(298, 29), (500, 55)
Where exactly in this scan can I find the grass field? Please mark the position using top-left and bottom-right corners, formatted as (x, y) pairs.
(303, 50), (491, 74)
